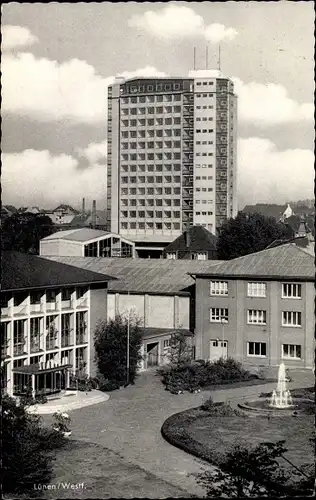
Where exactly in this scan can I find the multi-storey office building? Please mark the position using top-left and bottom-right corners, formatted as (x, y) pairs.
(1, 252), (114, 397)
(192, 244), (315, 371)
(107, 70), (237, 253)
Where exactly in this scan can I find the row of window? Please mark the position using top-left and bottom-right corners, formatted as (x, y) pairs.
(195, 152), (214, 157)
(121, 187), (181, 195)
(121, 153), (182, 161)
(247, 342), (302, 359)
(195, 211), (213, 216)
(196, 187), (213, 192)
(210, 281), (302, 299)
(124, 82), (183, 93)
(196, 176), (214, 181)
(122, 129), (181, 138)
(121, 141), (181, 149)
(209, 307), (302, 327)
(122, 199), (181, 207)
(121, 94), (182, 104)
(121, 117), (181, 127)
(196, 93), (214, 98)
(195, 200), (213, 205)
(121, 106), (182, 116)
(121, 222), (180, 231)
(195, 117), (214, 122)
(121, 175), (181, 184)
(121, 210), (181, 219)
(121, 164), (181, 173)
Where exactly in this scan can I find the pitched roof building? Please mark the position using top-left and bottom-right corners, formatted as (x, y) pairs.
(163, 225), (218, 260)
(192, 243), (315, 373)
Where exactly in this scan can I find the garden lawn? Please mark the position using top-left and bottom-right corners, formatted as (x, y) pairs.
(16, 441), (193, 499)
(188, 415), (314, 471)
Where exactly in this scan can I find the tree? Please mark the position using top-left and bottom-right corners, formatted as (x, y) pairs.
(1, 212), (56, 254)
(195, 440), (290, 497)
(216, 212), (294, 260)
(168, 330), (194, 365)
(2, 394), (65, 495)
(94, 314), (143, 388)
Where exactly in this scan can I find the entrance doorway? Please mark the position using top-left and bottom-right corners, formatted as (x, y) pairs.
(146, 342), (159, 367)
(209, 339), (228, 361)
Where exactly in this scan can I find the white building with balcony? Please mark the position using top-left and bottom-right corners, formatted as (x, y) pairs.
(1, 251), (114, 398)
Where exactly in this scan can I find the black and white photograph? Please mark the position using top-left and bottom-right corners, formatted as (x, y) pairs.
(1, 1), (315, 498)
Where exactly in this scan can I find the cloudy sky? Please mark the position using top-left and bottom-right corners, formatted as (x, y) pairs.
(2, 2), (314, 210)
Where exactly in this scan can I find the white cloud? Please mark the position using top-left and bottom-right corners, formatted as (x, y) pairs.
(128, 5), (238, 42)
(1, 25), (39, 51)
(1, 51), (167, 124)
(238, 138), (314, 205)
(204, 23), (238, 43)
(76, 140), (107, 163)
(1, 149), (106, 209)
(233, 77), (314, 126)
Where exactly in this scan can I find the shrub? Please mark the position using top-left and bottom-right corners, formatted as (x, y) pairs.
(159, 357), (254, 393)
(68, 373), (97, 392)
(201, 398), (241, 416)
(2, 394), (66, 495)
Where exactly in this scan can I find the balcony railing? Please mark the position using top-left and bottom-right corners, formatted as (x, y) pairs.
(30, 303), (44, 314)
(1, 342), (10, 359)
(46, 302), (58, 312)
(61, 299), (73, 310)
(76, 297), (88, 308)
(13, 304), (28, 316)
(13, 343), (25, 356)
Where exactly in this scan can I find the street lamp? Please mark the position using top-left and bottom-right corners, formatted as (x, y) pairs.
(221, 317), (228, 359)
(126, 309), (130, 386)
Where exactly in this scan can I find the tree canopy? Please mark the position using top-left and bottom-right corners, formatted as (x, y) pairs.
(216, 212), (294, 260)
(94, 314), (143, 389)
(1, 212), (56, 254)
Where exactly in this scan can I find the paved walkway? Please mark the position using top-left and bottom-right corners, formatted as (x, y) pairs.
(45, 369), (313, 497)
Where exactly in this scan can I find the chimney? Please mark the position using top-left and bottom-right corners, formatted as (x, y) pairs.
(82, 198), (85, 217)
(184, 220), (191, 248)
(91, 200), (97, 228)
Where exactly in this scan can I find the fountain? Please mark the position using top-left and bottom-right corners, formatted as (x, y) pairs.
(238, 363), (314, 416)
(269, 363), (293, 408)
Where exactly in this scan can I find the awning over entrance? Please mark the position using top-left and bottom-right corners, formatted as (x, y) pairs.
(12, 363), (72, 375)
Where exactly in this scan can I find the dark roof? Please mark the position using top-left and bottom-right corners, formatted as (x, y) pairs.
(52, 204), (79, 214)
(242, 204), (287, 220)
(164, 226), (217, 254)
(44, 256), (222, 295)
(1, 252), (116, 292)
(193, 243), (315, 280)
(4, 205), (17, 213)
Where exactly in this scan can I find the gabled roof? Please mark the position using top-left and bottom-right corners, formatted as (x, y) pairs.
(242, 204), (287, 220)
(52, 204), (79, 214)
(68, 211), (108, 228)
(44, 257), (222, 296)
(193, 243), (315, 280)
(164, 226), (217, 254)
(1, 252), (115, 292)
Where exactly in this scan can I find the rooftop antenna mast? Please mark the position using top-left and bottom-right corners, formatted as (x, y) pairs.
(218, 44), (221, 72)
(205, 45), (209, 69)
(193, 46), (196, 70)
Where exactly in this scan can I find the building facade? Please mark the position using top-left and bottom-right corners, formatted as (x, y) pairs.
(1, 252), (113, 397)
(40, 228), (135, 258)
(193, 244), (315, 371)
(107, 70), (237, 251)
